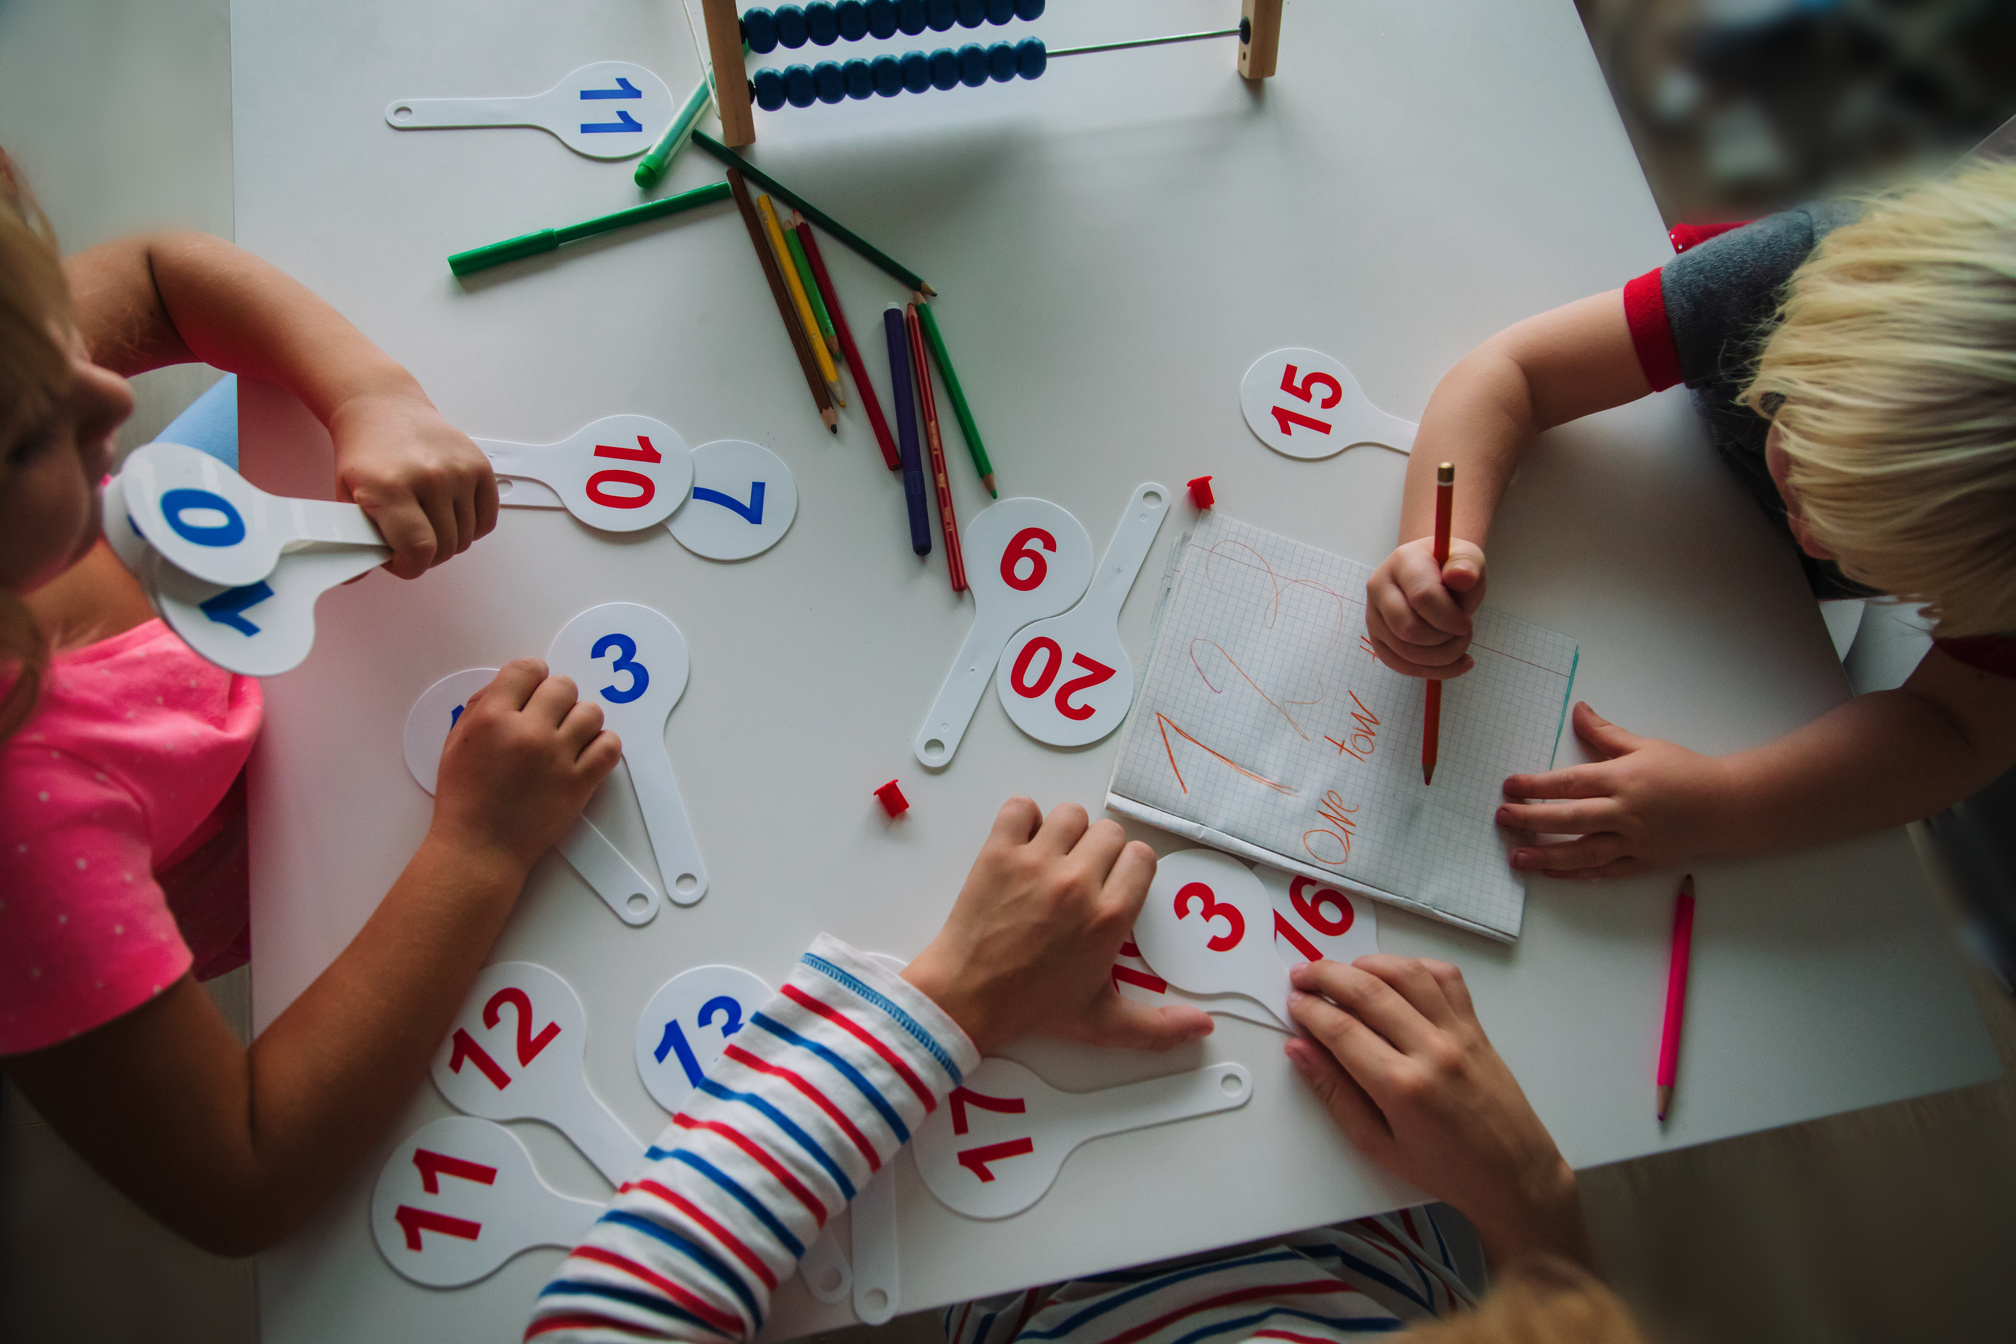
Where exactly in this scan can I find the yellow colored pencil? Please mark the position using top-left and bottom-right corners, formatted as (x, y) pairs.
(757, 194), (844, 407)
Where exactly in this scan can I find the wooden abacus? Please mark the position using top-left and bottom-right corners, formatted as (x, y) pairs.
(699, 0), (1284, 146)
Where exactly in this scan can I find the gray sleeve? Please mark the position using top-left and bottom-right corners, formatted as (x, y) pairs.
(1660, 201), (1858, 390)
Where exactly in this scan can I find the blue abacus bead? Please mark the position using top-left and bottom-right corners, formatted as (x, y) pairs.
(985, 0), (1015, 22)
(774, 5), (809, 47)
(1015, 36), (1046, 79)
(837, 1), (869, 40)
(784, 63), (818, 106)
(926, 0), (956, 33)
(752, 67), (789, 110)
(896, 0), (926, 35)
(956, 0), (985, 27)
(928, 47), (960, 89)
(813, 60), (847, 102)
(901, 49), (933, 92)
(987, 41), (1017, 81)
(956, 42), (989, 86)
(843, 58), (875, 98)
(806, 3), (839, 45)
(872, 53), (904, 95)
(1015, 0), (1044, 19)
(866, 0), (898, 38)
(744, 8), (780, 53)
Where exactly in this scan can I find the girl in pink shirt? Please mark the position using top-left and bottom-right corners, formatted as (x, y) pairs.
(0, 152), (621, 1254)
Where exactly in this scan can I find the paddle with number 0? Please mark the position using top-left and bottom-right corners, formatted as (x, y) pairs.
(429, 962), (643, 1184)
(370, 1115), (602, 1288)
(914, 497), (1093, 768)
(913, 1058), (1252, 1219)
(384, 61), (676, 160)
(476, 415), (693, 532)
(997, 483), (1169, 747)
(404, 669), (661, 927)
(548, 603), (707, 904)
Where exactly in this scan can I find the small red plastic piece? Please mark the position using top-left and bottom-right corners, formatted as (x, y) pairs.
(1187, 475), (1215, 508)
(874, 779), (910, 817)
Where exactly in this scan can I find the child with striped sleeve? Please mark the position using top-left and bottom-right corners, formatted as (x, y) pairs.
(527, 799), (1639, 1344)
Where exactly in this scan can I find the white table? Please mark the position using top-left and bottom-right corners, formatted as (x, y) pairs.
(232, 2), (2000, 1340)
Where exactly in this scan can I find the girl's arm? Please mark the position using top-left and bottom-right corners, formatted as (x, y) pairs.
(1499, 651), (2016, 877)
(64, 232), (497, 579)
(1366, 292), (1650, 678)
(2, 661), (619, 1255)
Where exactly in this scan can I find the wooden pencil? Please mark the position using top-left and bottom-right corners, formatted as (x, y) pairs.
(757, 194), (845, 407)
(906, 301), (967, 593)
(1423, 461), (1454, 787)
(726, 169), (835, 432)
(781, 221), (838, 354)
(913, 296), (995, 497)
(798, 214), (900, 471)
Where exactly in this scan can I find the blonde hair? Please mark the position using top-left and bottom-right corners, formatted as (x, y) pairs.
(1400, 1257), (1645, 1344)
(1743, 162), (2016, 637)
(0, 149), (74, 740)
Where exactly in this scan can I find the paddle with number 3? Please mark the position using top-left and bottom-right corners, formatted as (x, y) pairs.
(997, 483), (1169, 747)
(914, 497), (1093, 768)
(476, 415), (693, 532)
(1131, 848), (1294, 1030)
(548, 603), (708, 904)
(370, 1115), (602, 1288)
(429, 962), (643, 1184)
(913, 1058), (1252, 1219)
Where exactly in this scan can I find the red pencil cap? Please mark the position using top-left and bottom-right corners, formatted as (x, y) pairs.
(1187, 475), (1215, 509)
(874, 779), (910, 817)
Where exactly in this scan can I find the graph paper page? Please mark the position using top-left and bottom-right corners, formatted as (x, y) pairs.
(1107, 513), (1578, 941)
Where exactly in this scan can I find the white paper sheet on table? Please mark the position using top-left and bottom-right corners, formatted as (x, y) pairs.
(1105, 513), (1578, 942)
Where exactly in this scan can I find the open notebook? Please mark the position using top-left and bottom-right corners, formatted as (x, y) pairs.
(1106, 513), (1578, 941)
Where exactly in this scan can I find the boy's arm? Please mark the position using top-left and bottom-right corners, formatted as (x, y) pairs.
(64, 232), (497, 578)
(1500, 651), (2016, 876)
(1369, 291), (1650, 678)
(3, 662), (619, 1255)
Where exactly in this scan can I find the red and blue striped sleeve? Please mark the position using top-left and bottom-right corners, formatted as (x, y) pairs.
(526, 936), (978, 1343)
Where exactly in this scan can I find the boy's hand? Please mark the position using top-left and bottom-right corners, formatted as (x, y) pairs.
(1497, 702), (1733, 878)
(428, 660), (621, 872)
(1286, 955), (1591, 1270)
(903, 799), (1214, 1057)
(1365, 536), (1488, 679)
(329, 388), (498, 580)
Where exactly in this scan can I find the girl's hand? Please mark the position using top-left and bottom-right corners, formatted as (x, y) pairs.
(1497, 702), (1735, 879)
(1364, 535), (1488, 679)
(429, 660), (622, 872)
(902, 798), (1214, 1056)
(328, 388), (499, 579)
(1286, 955), (1591, 1271)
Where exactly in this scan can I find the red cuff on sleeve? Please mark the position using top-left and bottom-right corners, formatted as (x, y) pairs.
(1623, 268), (1683, 392)
(1668, 220), (1750, 254)
(1933, 636), (2016, 678)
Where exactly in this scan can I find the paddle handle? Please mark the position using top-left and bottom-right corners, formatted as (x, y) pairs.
(565, 1094), (647, 1186)
(533, 1183), (607, 1250)
(622, 741), (708, 905)
(1057, 1063), (1252, 1146)
(1079, 483), (1170, 623)
(287, 497), (385, 549)
(555, 816), (661, 926)
(851, 1166), (900, 1325)
(913, 609), (1015, 767)
(386, 94), (544, 130)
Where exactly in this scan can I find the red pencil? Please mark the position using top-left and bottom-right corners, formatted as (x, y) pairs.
(793, 211), (900, 471)
(1657, 874), (1696, 1122)
(1422, 461), (1454, 786)
(906, 302), (966, 593)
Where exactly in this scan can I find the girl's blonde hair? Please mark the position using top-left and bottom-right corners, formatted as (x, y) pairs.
(0, 150), (74, 740)
(1744, 162), (2016, 637)
(1400, 1257), (1644, 1344)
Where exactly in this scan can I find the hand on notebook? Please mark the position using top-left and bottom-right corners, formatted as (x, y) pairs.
(1497, 702), (1733, 879)
(1364, 535), (1487, 679)
(903, 797), (1215, 1056)
(1285, 955), (1592, 1272)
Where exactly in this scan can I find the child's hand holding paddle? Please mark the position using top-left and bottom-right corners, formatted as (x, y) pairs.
(328, 385), (498, 579)
(1365, 534), (1488, 679)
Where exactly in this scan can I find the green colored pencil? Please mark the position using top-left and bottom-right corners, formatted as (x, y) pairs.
(633, 74), (714, 189)
(914, 297), (995, 496)
(781, 221), (838, 355)
(690, 131), (935, 296)
(448, 180), (731, 277)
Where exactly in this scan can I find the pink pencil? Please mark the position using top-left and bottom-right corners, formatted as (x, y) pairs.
(1656, 875), (1696, 1121)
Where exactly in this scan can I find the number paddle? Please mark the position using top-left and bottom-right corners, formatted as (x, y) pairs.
(912, 497), (1093, 768)
(1130, 848), (1293, 1030)
(384, 61), (676, 160)
(476, 414), (693, 532)
(1239, 348), (1417, 461)
(632, 964), (772, 1112)
(996, 482), (1170, 747)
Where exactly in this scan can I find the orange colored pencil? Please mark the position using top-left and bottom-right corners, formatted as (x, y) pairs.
(906, 302), (966, 593)
(1422, 462), (1454, 787)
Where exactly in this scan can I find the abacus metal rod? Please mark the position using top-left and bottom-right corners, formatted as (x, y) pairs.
(1045, 27), (1242, 59)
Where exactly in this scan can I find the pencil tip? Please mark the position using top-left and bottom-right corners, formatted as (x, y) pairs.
(982, 474), (996, 496)
(920, 282), (938, 297)
(1422, 765), (1435, 787)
